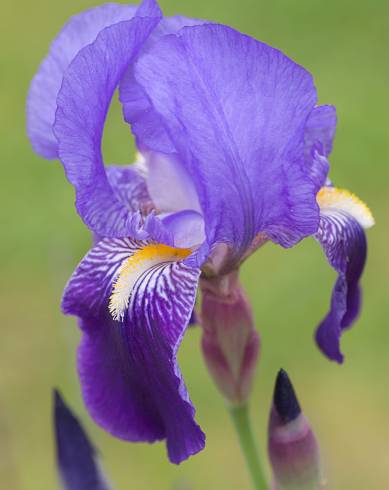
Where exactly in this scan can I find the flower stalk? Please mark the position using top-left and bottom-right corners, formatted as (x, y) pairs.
(229, 404), (268, 490)
(200, 271), (266, 488)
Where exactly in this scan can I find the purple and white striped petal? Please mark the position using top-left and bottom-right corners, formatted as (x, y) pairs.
(62, 238), (146, 319)
(27, 3), (138, 159)
(105, 163), (151, 214)
(315, 187), (374, 362)
(63, 239), (205, 463)
(53, 0), (162, 238)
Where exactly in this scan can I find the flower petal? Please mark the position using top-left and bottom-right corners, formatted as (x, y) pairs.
(146, 152), (202, 214)
(315, 187), (374, 362)
(134, 24), (320, 264)
(161, 210), (205, 249)
(305, 105), (337, 158)
(304, 105), (337, 189)
(27, 3), (138, 159)
(63, 239), (205, 463)
(105, 163), (150, 213)
(62, 238), (144, 318)
(53, 390), (111, 490)
(53, 1), (162, 237)
(119, 16), (211, 152)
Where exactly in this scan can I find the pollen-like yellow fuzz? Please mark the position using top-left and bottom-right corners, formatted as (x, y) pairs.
(317, 187), (375, 229)
(109, 244), (191, 321)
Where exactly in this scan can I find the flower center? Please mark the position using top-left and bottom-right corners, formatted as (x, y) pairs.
(109, 243), (191, 321)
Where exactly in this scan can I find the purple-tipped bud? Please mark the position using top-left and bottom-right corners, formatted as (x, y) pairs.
(200, 271), (260, 405)
(54, 389), (112, 490)
(268, 370), (323, 490)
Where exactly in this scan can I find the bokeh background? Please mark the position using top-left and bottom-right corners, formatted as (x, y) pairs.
(1, 0), (388, 488)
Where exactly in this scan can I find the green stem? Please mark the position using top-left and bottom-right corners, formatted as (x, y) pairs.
(229, 404), (268, 490)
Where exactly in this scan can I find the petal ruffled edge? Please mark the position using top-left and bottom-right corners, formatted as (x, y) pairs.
(53, 1), (162, 237)
(119, 15), (212, 152)
(27, 3), (138, 159)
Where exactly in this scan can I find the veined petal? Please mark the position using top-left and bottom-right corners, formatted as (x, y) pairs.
(315, 187), (374, 362)
(27, 3), (138, 159)
(134, 24), (320, 264)
(53, 1), (162, 237)
(317, 187), (374, 229)
(304, 105), (337, 190)
(53, 390), (111, 490)
(119, 16), (211, 152)
(105, 163), (150, 213)
(62, 238), (146, 318)
(109, 243), (192, 320)
(63, 239), (205, 463)
(305, 105), (337, 158)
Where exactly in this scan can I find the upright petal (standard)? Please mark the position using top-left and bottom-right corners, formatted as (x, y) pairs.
(53, 1), (162, 237)
(27, 3), (139, 159)
(135, 24), (320, 266)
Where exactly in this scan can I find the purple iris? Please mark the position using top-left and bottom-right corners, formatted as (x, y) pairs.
(27, 0), (373, 463)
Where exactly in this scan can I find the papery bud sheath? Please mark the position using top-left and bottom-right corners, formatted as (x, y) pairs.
(200, 271), (259, 405)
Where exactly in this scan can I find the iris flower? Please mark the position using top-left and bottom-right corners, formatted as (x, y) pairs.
(27, 0), (373, 463)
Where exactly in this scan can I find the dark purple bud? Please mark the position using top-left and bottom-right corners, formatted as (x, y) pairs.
(53, 389), (112, 490)
(274, 369), (301, 424)
(200, 271), (260, 405)
(268, 371), (323, 490)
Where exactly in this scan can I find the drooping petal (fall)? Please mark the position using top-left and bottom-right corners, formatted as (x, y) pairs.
(315, 187), (374, 362)
(63, 239), (205, 463)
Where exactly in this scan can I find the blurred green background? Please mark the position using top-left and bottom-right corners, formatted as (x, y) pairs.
(1, 0), (388, 488)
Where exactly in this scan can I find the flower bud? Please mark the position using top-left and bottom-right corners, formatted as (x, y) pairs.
(54, 389), (112, 490)
(200, 271), (260, 405)
(268, 370), (323, 490)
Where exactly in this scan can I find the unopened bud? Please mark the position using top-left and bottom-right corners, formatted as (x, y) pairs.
(200, 271), (260, 405)
(268, 370), (323, 490)
(53, 389), (112, 490)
